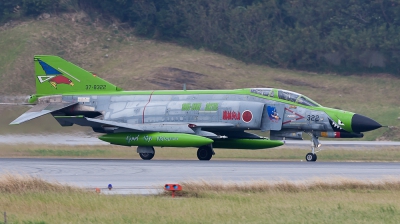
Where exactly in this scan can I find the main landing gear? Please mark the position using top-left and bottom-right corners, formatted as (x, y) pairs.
(197, 145), (215, 161)
(137, 145), (215, 161)
(137, 146), (155, 160)
(139, 152), (155, 160)
(305, 134), (320, 162)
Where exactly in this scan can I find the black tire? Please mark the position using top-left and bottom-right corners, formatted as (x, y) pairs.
(197, 146), (213, 161)
(305, 153), (317, 162)
(312, 153), (317, 161)
(139, 152), (155, 160)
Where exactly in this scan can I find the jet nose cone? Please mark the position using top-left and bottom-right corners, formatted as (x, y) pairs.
(351, 114), (382, 133)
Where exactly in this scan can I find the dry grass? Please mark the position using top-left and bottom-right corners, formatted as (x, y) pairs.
(178, 177), (400, 197)
(0, 173), (81, 194)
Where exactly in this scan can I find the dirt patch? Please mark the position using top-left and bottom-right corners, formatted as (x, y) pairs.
(205, 63), (225, 69)
(356, 73), (399, 79)
(147, 67), (223, 90)
(377, 126), (400, 141)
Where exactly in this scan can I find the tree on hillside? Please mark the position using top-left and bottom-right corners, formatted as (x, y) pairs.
(0, 0), (23, 22)
(1, 0), (400, 74)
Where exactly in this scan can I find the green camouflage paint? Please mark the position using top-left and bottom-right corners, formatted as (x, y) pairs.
(213, 139), (284, 149)
(34, 55), (122, 95)
(99, 132), (214, 147)
(323, 107), (355, 133)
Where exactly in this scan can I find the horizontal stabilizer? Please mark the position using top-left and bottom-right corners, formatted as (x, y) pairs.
(10, 102), (77, 125)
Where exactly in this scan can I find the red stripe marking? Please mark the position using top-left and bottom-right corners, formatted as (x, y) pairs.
(142, 91), (155, 124)
(282, 108), (305, 124)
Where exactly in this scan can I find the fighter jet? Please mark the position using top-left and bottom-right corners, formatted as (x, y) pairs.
(10, 55), (382, 161)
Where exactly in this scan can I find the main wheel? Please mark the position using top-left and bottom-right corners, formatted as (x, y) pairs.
(197, 146), (213, 161)
(139, 152), (155, 160)
(305, 153), (317, 162)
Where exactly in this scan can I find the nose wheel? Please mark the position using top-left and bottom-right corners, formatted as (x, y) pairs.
(305, 133), (320, 162)
(305, 152), (317, 162)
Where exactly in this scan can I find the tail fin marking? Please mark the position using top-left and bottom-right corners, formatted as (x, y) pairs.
(38, 60), (62, 75)
(34, 55), (122, 95)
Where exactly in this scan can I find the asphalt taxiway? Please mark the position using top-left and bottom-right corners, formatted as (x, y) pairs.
(1, 158), (399, 194)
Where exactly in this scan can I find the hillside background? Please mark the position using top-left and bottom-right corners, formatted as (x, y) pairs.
(2, 0), (400, 73)
(0, 0), (399, 140)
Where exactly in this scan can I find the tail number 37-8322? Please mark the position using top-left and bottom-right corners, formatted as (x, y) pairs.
(86, 85), (106, 90)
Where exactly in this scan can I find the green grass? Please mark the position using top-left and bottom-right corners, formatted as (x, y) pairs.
(0, 12), (399, 140)
(1, 175), (400, 223)
(1, 144), (400, 161)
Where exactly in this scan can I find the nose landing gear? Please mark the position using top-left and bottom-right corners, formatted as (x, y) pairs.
(305, 152), (317, 162)
(305, 133), (320, 162)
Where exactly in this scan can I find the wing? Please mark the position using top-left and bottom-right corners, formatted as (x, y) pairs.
(10, 102), (78, 125)
(187, 122), (235, 128)
(54, 116), (234, 137)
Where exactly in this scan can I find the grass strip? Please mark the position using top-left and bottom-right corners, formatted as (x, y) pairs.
(31, 149), (108, 157)
(0, 144), (400, 161)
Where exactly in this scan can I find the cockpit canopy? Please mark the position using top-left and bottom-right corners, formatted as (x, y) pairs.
(250, 88), (320, 107)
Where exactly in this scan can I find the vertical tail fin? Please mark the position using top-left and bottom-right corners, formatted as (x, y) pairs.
(34, 55), (122, 95)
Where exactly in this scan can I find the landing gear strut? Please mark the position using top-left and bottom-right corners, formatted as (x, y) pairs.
(305, 134), (320, 162)
(197, 145), (214, 160)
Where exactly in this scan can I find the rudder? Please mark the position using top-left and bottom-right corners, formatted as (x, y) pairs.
(34, 55), (122, 95)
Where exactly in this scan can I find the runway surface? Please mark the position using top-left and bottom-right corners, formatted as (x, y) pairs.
(1, 158), (399, 194)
